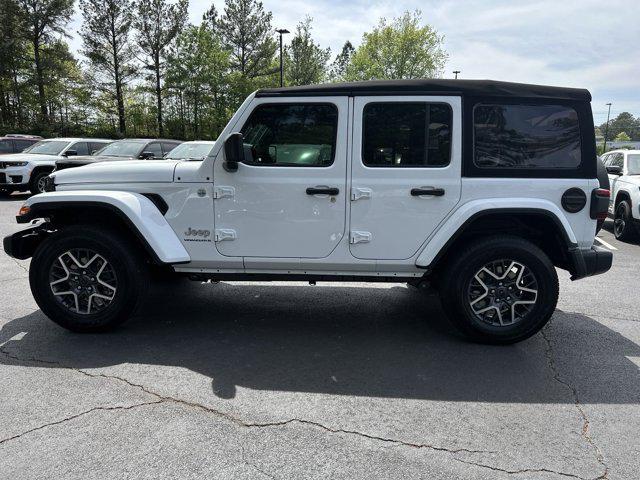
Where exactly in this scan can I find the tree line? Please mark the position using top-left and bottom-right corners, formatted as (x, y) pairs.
(0, 0), (447, 140)
(596, 112), (640, 143)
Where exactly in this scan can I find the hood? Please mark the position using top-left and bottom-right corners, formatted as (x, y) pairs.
(56, 154), (130, 166)
(0, 153), (60, 163)
(52, 160), (180, 185)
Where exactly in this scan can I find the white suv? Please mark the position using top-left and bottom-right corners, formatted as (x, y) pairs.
(601, 149), (640, 240)
(0, 137), (112, 194)
(3, 80), (613, 344)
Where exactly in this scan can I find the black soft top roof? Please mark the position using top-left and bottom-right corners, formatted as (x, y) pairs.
(256, 79), (591, 102)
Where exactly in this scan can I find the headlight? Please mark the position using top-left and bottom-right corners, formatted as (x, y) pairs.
(5, 161), (28, 166)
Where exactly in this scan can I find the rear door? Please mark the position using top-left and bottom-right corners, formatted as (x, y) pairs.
(349, 96), (462, 260)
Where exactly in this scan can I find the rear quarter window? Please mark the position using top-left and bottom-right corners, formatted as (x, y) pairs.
(473, 104), (581, 170)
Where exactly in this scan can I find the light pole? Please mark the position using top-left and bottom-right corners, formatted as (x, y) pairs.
(276, 28), (290, 87)
(603, 102), (612, 152)
(453, 70), (460, 79)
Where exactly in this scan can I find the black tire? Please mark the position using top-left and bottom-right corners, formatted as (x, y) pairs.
(613, 200), (637, 241)
(29, 170), (51, 195)
(439, 235), (559, 345)
(29, 225), (148, 332)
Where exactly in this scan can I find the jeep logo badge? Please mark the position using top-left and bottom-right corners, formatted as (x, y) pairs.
(184, 227), (211, 238)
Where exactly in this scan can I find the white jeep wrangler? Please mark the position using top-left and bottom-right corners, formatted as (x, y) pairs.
(3, 80), (613, 344)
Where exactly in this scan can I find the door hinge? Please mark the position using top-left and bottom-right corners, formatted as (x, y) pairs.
(213, 186), (235, 199)
(350, 231), (372, 244)
(214, 229), (237, 242)
(351, 187), (372, 201)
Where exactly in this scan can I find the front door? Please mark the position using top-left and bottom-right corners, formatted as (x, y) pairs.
(349, 96), (462, 260)
(213, 98), (349, 258)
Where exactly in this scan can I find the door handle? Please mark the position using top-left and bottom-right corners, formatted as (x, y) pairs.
(306, 186), (339, 196)
(410, 187), (445, 197)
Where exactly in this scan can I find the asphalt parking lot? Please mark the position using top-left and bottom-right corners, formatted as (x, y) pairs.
(0, 194), (638, 480)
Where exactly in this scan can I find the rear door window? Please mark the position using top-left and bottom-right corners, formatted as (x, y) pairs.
(362, 102), (452, 167)
(161, 142), (178, 155)
(14, 140), (34, 152)
(474, 104), (581, 169)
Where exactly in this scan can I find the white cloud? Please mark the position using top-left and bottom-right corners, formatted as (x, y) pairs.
(68, 0), (640, 118)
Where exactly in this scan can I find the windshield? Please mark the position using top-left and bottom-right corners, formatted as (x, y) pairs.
(628, 154), (640, 175)
(96, 141), (144, 157)
(22, 140), (69, 155)
(165, 142), (213, 160)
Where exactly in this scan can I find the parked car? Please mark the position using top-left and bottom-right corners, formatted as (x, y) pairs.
(55, 138), (182, 171)
(164, 140), (216, 161)
(0, 137), (112, 194)
(4, 79), (612, 344)
(0, 134), (42, 155)
(601, 149), (640, 240)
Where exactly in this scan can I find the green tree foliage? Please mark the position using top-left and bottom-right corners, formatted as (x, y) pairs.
(0, 0), (28, 127)
(346, 11), (447, 81)
(283, 17), (331, 86)
(15, 0), (74, 122)
(614, 131), (631, 142)
(165, 24), (229, 139)
(329, 41), (354, 82)
(219, 0), (277, 81)
(80, 0), (137, 136)
(133, 0), (188, 136)
(599, 112), (640, 142)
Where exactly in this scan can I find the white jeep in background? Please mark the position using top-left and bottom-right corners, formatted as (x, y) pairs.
(601, 149), (640, 241)
(0, 137), (112, 194)
(3, 80), (613, 344)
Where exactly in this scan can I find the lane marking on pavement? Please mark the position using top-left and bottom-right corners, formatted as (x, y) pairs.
(595, 236), (618, 251)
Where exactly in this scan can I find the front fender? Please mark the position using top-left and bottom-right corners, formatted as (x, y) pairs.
(415, 198), (579, 268)
(17, 190), (190, 264)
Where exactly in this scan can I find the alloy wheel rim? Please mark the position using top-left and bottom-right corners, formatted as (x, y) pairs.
(614, 206), (626, 236)
(37, 175), (48, 192)
(49, 249), (117, 315)
(467, 259), (538, 327)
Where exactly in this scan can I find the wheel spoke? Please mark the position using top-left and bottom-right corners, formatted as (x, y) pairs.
(48, 248), (117, 315)
(467, 259), (538, 327)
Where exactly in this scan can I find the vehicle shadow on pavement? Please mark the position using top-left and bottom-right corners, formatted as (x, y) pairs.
(1, 280), (639, 403)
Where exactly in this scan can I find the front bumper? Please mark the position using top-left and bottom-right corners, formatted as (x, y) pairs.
(0, 166), (30, 190)
(569, 244), (613, 280)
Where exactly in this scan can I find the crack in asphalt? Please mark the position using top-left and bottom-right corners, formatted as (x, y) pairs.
(455, 458), (591, 479)
(0, 343), (608, 479)
(241, 446), (277, 479)
(9, 257), (28, 274)
(0, 400), (163, 445)
(541, 327), (609, 480)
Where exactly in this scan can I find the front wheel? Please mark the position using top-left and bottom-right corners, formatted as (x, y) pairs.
(29, 170), (51, 194)
(30, 225), (148, 332)
(613, 200), (637, 241)
(439, 236), (559, 344)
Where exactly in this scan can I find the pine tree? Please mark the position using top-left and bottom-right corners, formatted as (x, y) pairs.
(80, 0), (137, 136)
(218, 0), (276, 79)
(15, 0), (74, 122)
(133, 0), (188, 136)
(284, 17), (330, 86)
(330, 41), (354, 82)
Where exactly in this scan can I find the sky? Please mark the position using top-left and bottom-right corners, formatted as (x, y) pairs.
(68, 0), (640, 125)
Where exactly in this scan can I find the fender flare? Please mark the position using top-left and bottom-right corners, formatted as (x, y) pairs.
(17, 190), (190, 264)
(415, 198), (579, 268)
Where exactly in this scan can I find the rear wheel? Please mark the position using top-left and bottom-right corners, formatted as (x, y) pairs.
(30, 225), (148, 332)
(613, 200), (637, 241)
(439, 236), (559, 344)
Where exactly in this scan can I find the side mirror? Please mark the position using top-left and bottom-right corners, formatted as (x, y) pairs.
(223, 132), (244, 172)
(64, 150), (77, 157)
(606, 165), (622, 175)
(139, 151), (155, 159)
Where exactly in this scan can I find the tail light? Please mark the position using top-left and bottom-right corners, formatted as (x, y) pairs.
(590, 188), (610, 220)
